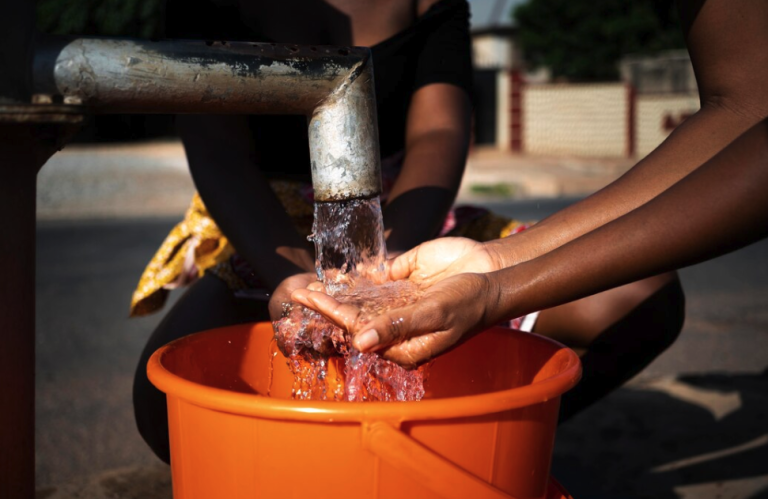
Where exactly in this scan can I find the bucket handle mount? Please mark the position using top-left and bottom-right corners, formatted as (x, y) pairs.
(362, 421), (518, 499)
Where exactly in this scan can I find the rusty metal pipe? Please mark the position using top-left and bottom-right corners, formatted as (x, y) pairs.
(33, 36), (382, 201)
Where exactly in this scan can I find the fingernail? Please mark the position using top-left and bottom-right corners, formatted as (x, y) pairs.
(355, 329), (379, 351)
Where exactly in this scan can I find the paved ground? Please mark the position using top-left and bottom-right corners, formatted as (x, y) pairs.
(34, 142), (768, 498)
(36, 141), (633, 220)
(459, 148), (635, 201)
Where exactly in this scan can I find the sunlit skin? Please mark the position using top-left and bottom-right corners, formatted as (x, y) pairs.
(293, 0), (768, 367)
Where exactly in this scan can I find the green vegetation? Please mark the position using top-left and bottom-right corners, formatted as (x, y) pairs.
(469, 183), (517, 198)
(37, 0), (164, 38)
(513, 0), (686, 81)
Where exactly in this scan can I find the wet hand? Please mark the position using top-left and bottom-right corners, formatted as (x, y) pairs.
(388, 237), (503, 286)
(269, 272), (318, 321)
(292, 272), (497, 368)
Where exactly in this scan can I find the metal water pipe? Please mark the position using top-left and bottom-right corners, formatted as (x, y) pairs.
(33, 36), (382, 201)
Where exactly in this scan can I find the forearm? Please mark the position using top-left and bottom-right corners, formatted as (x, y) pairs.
(486, 119), (768, 324)
(178, 116), (314, 289)
(383, 83), (471, 253)
(489, 0), (768, 268)
(488, 102), (767, 267)
(383, 129), (467, 253)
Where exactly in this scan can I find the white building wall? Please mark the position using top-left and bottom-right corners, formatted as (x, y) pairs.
(636, 94), (700, 157)
(496, 70), (510, 151)
(473, 35), (514, 69)
(523, 83), (629, 157)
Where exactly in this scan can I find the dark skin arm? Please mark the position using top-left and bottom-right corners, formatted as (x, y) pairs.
(383, 83), (472, 254)
(484, 0), (768, 268)
(490, 119), (768, 319)
(383, 0), (472, 253)
(294, 117), (768, 366)
(292, 0), (768, 365)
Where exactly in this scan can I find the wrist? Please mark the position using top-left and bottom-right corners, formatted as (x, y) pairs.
(484, 226), (544, 269)
(482, 239), (516, 271)
(476, 271), (504, 328)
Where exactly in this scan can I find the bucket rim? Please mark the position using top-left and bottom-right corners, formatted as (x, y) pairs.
(147, 322), (582, 423)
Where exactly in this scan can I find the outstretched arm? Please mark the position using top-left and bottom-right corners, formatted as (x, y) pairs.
(294, 0), (768, 361)
(295, 117), (768, 366)
(490, 118), (768, 322)
(487, 0), (768, 267)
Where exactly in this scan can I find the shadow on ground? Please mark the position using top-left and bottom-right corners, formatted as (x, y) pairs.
(36, 465), (172, 499)
(554, 369), (768, 499)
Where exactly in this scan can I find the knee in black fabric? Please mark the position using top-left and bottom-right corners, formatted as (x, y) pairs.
(559, 278), (686, 423)
(133, 348), (172, 464)
(621, 278), (686, 361)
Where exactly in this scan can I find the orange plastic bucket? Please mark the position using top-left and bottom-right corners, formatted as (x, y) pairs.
(148, 322), (581, 499)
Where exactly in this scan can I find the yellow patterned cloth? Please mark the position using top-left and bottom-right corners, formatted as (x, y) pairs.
(130, 180), (315, 317)
(130, 193), (233, 317)
(131, 185), (529, 317)
(448, 211), (528, 241)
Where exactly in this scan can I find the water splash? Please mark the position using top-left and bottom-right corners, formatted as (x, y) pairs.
(273, 197), (429, 402)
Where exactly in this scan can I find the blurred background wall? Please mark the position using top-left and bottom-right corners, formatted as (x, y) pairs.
(37, 0), (697, 158)
(470, 0), (698, 159)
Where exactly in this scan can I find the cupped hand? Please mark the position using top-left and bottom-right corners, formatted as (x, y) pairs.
(292, 272), (498, 368)
(269, 272), (318, 320)
(388, 237), (503, 286)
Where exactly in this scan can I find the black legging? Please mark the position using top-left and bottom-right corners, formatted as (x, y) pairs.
(558, 279), (686, 423)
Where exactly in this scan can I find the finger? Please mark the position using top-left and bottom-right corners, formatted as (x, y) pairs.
(268, 300), (284, 321)
(387, 247), (419, 281)
(307, 281), (325, 292)
(381, 329), (455, 367)
(291, 289), (365, 332)
(350, 297), (446, 353)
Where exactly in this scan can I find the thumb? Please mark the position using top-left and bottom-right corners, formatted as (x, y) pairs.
(387, 246), (420, 281)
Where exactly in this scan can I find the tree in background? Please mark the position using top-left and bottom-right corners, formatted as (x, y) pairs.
(37, 0), (163, 38)
(36, 0), (171, 141)
(513, 0), (686, 81)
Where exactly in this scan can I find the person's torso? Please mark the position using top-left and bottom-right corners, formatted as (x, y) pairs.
(166, 0), (468, 178)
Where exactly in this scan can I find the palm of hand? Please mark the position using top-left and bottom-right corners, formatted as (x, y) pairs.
(391, 237), (499, 286)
